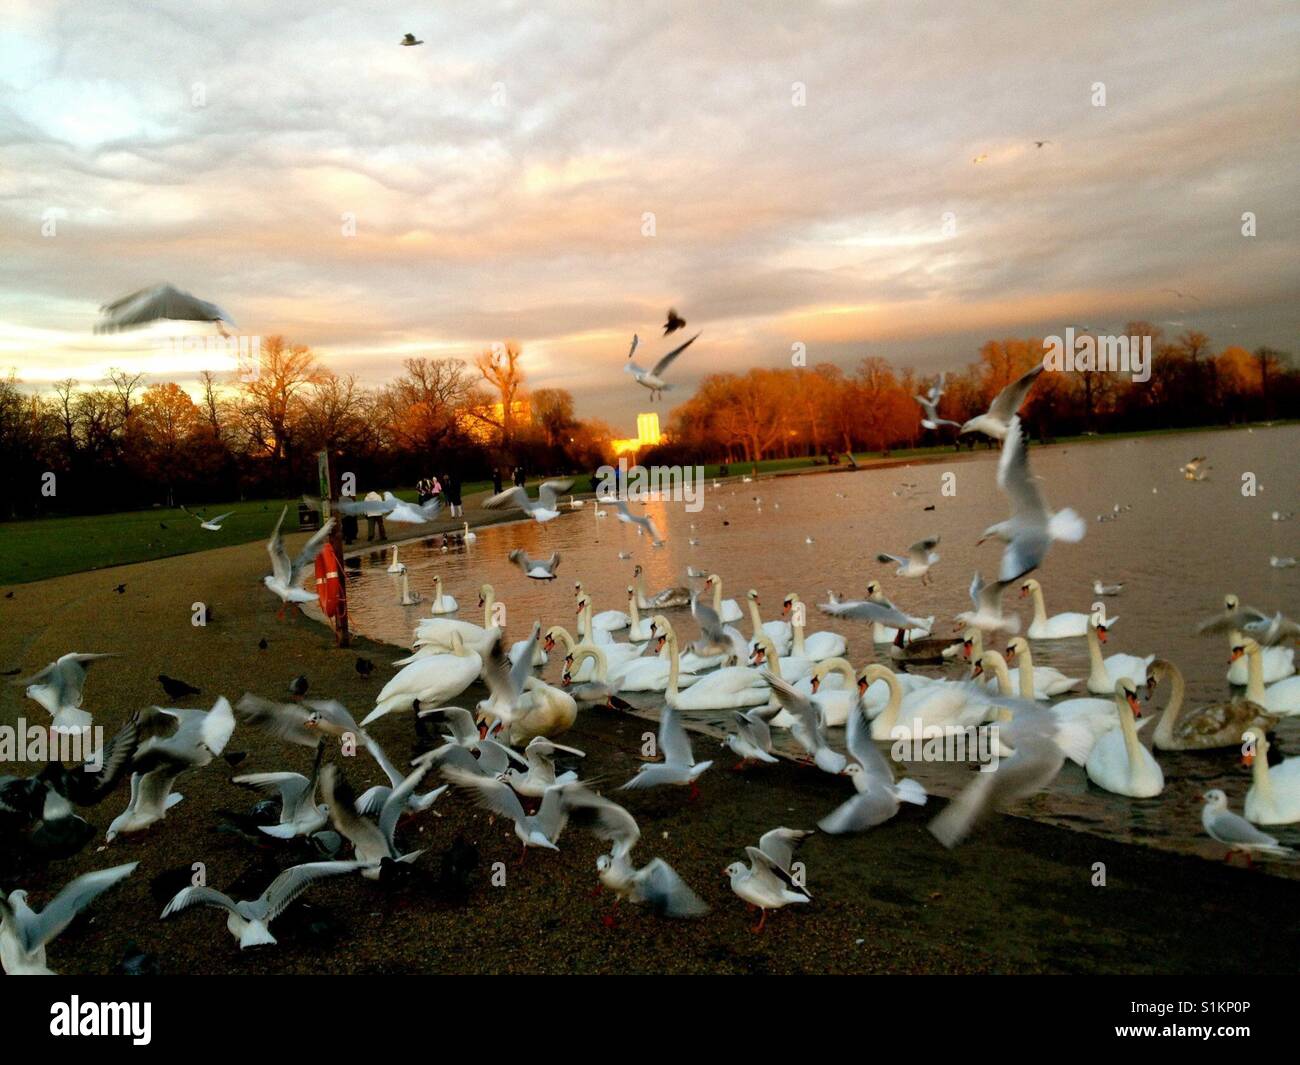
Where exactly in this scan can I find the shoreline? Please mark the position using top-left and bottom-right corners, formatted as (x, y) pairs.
(1, 531), (1296, 974)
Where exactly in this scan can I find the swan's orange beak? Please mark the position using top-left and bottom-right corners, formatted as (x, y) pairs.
(782, 601), (792, 616)
(656, 636), (666, 651)
(1230, 647), (1244, 662)
(564, 654), (573, 667)
(1126, 693), (1142, 717)
(1097, 627), (1108, 643)
(576, 603), (583, 616)
(1242, 751), (1255, 767)
(962, 639), (972, 660)
(857, 678), (868, 696)
(477, 595), (484, 607)
(1004, 645), (1014, 657)
(543, 636), (555, 651)
(1018, 585), (1029, 598)
(971, 663), (983, 678)
(561, 674), (571, 687)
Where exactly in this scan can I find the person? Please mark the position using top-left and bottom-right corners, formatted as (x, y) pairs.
(416, 477), (432, 505)
(513, 466), (526, 488)
(364, 490), (387, 542)
(340, 493), (359, 544)
(492, 468), (503, 495)
(445, 470), (462, 518)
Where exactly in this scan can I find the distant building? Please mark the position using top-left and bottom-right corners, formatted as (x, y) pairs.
(612, 411), (664, 457)
(457, 398), (532, 444)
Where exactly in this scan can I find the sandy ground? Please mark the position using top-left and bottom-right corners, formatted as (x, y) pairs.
(1, 528), (1296, 976)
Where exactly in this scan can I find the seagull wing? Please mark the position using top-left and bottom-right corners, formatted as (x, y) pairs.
(639, 858), (709, 917)
(650, 332), (700, 378)
(987, 362), (1045, 423)
(21, 863), (138, 953)
(757, 827), (812, 875)
(657, 702), (694, 768)
(262, 861), (366, 921)
(483, 486), (532, 512)
(266, 507), (293, 585)
(537, 479), (575, 510)
(441, 766), (526, 824)
(290, 519), (336, 581)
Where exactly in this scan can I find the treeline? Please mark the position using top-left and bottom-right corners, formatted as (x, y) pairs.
(0, 337), (614, 519)
(651, 323), (1297, 465)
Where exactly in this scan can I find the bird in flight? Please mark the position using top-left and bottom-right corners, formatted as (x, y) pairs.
(625, 332), (700, 401)
(663, 308), (686, 335)
(972, 153), (989, 164)
(1033, 140), (1052, 148)
(400, 33), (424, 46)
(1162, 287), (1200, 302)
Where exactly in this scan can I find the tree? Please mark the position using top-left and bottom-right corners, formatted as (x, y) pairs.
(531, 388), (575, 448)
(107, 368), (146, 421)
(237, 335), (324, 482)
(471, 341), (525, 447)
(378, 357), (474, 455)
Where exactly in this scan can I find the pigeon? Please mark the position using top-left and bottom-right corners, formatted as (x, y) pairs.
(663, 308), (687, 335)
(959, 362), (1045, 440)
(158, 674), (201, 700)
(161, 860), (366, 948)
(1, 862), (139, 974)
(508, 548), (561, 580)
(724, 828), (812, 932)
(818, 703), (927, 834)
(482, 480), (574, 523)
(114, 584), (126, 594)
(625, 332), (700, 401)
(355, 658), (375, 679)
(95, 283), (233, 334)
(289, 675), (310, 699)
(263, 506), (335, 607)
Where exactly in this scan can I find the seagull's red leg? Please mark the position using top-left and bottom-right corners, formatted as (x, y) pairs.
(751, 908), (767, 933)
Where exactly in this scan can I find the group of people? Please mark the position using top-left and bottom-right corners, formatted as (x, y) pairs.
(416, 472), (463, 518)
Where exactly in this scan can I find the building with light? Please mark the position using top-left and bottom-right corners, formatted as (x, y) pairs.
(611, 412), (663, 457)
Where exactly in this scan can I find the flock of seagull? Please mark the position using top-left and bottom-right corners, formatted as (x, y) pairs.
(3, 362), (1297, 973)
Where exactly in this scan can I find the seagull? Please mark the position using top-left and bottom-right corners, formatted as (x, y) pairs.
(106, 697), (237, 840)
(819, 702), (927, 834)
(499, 737), (585, 798)
(959, 362), (1045, 440)
(384, 492), (443, 525)
(621, 701), (712, 796)
(984, 416), (1085, 581)
(612, 499), (664, 545)
(1093, 579), (1124, 596)
(915, 374), (959, 430)
(1033, 140), (1051, 148)
(1, 863), (138, 974)
(322, 494), (396, 518)
(319, 760), (433, 879)
(928, 695), (1092, 848)
(509, 548), (561, 580)
(356, 733), (448, 816)
(1242, 612), (1300, 647)
(35, 709), (146, 820)
(182, 506), (234, 531)
(231, 743), (329, 839)
(724, 828), (813, 932)
(955, 572), (1020, 636)
(95, 283), (232, 334)
(817, 596), (929, 632)
(482, 480), (574, 523)
(400, 33), (424, 46)
(161, 860), (366, 948)
(723, 704), (783, 768)
(763, 672), (847, 775)
(972, 153), (988, 164)
(233, 694), (362, 747)
(1196, 598), (1267, 637)
(442, 769), (595, 861)
(263, 506), (335, 608)
(1269, 556), (1297, 569)
(1163, 288), (1200, 302)
(625, 331), (700, 401)
(16, 652), (117, 733)
(663, 308), (687, 335)
(877, 536), (940, 584)
(1201, 789), (1293, 862)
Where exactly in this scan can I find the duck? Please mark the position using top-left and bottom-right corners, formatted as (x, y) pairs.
(658, 626), (769, 710)
(1020, 578), (1113, 639)
(784, 593), (847, 662)
(427, 575), (458, 614)
(1083, 616), (1154, 695)
(1002, 636), (1084, 697)
(976, 650), (1115, 762)
(1084, 677), (1163, 798)
(745, 589), (793, 655)
(1147, 658), (1278, 750)
(703, 574), (744, 624)
(632, 565), (690, 609)
(1235, 637), (1300, 716)
(863, 580), (933, 642)
(1241, 729), (1300, 825)
(363, 630), (482, 725)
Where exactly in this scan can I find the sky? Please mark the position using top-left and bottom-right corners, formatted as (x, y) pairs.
(2, 0), (1297, 431)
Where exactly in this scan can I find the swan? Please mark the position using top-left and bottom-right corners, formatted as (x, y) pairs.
(863, 580), (933, 642)
(1145, 658), (1277, 750)
(386, 546), (405, 573)
(748, 632), (814, 686)
(633, 565), (690, 609)
(1241, 729), (1300, 825)
(745, 590), (792, 655)
(804, 658), (860, 727)
(1083, 617), (1153, 695)
(583, 593), (630, 634)
(399, 572), (422, 606)
(866, 664), (987, 741)
(1216, 594), (1294, 684)
(428, 575), (458, 615)
(543, 625), (642, 681)
(658, 626), (769, 710)
(412, 583), (494, 654)
(1002, 637), (1083, 697)
(564, 641), (696, 697)
(462, 522), (476, 544)
(502, 676), (577, 745)
(363, 631), (481, 725)
(1084, 678), (1163, 798)
(625, 585), (654, 642)
(703, 574), (744, 623)
(1235, 637), (1300, 716)
(977, 650), (1115, 762)
(784, 593), (847, 662)
(1020, 578), (1112, 639)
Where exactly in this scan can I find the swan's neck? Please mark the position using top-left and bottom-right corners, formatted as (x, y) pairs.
(1086, 626), (1107, 686)
(712, 582), (723, 614)
(791, 608), (807, 657)
(824, 658), (855, 688)
(1151, 663), (1186, 748)
(875, 670), (904, 732)
(1030, 586), (1048, 624)
(1251, 745), (1274, 804)
(666, 636), (680, 698)
(747, 599), (765, 639)
(552, 627), (576, 653)
(573, 645), (606, 682)
(984, 653), (1013, 696)
(1244, 645), (1265, 703)
(1115, 691), (1143, 771)
(758, 638), (781, 680)
(628, 595), (642, 629)
(482, 590), (495, 628)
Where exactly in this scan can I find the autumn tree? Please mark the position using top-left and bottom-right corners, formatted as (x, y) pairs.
(471, 340), (525, 448)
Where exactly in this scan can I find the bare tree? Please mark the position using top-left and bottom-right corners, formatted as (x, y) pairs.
(107, 368), (146, 421)
(471, 340), (525, 446)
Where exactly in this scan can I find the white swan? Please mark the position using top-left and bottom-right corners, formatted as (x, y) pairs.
(386, 546), (405, 573)
(1001, 637), (1083, 697)
(1021, 578), (1112, 639)
(1237, 637), (1300, 716)
(633, 565), (690, 609)
(978, 650), (1115, 763)
(412, 583), (494, 656)
(626, 585), (654, 642)
(364, 631), (481, 725)
(398, 571), (422, 605)
(867, 664), (986, 741)
(585, 592), (630, 635)
(1241, 729), (1300, 825)
(1084, 677), (1163, 798)
(803, 658), (860, 727)
(703, 574), (744, 624)
(659, 626), (768, 710)
(745, 589), (792, 655)
(1083, 617), (1153, 695)
(1219, 594), (1294, 684)
(749, 632), (814, 686)
(544, 625), (642, 681)
(784, 593), (846, 662)
(428, 575), (459, 615)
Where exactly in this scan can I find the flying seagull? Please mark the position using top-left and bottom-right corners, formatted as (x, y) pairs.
(263, 506), (335, 607)
(509, 548), (561, 580)
(16, 652), (117, 733)
(95, 284), (232, 334)
(1, 862), (138, 974)
(482, 480), (574, 523)
(914, 373), (959, 430)
(182, 506), (235, 531)
(612, 499), (664, 545)
(625, 331), (700, 401)
(663, 308), (686, 335)
(877, 536), (940, 584)
(724, 827), (813, 932)
(621, 700), (712, 795)
(959, 362), (1045, 440)
(818, 702), (927, 834)
(319, 760), (433, 879)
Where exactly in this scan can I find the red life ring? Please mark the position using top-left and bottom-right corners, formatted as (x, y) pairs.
(314, 543), (344, 619)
